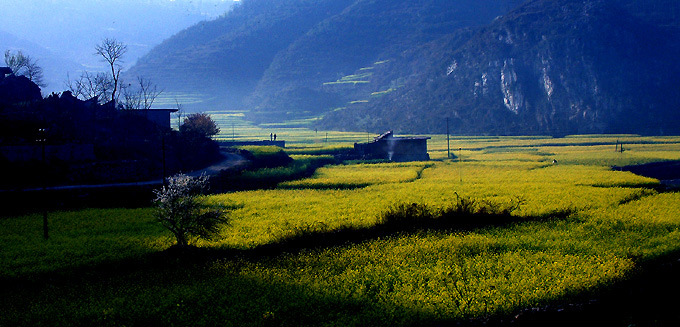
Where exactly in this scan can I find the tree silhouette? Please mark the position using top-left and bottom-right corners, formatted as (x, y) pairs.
(153, 174), (227, 247)
(94, 38), (128, 104)
(180, 112), (221, 138)
(4, 50), (45, 88)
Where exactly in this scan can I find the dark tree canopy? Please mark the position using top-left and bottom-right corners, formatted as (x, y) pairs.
(180, 112), (220, 137)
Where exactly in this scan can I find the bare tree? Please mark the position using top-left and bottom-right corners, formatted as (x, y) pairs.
(4, 50), (24, 73)
(4, 49), (46, 87)
(65, 71), (112, 102)
(121, 76), (163, 110)
(94, 38), (127, 104)
(64, 38), (128, 104)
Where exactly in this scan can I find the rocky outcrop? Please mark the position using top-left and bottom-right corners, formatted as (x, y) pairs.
(321, 0), (680, 135)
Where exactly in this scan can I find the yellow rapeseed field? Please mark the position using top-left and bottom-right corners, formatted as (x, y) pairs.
(2, 134), (680, 325)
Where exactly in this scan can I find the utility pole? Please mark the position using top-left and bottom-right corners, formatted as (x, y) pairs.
(446, 117), (450, 159)
(37, 127), (49, 240)
(459, 147), (463, 183)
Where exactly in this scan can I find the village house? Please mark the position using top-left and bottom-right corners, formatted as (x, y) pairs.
(354, 131), (430, 162)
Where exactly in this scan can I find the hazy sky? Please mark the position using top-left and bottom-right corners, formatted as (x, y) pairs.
(1, 0), (237, 92)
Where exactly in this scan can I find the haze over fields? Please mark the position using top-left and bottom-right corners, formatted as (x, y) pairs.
(0, 0), (235, 93)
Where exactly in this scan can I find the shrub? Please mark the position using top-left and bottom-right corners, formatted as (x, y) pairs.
(440, 193), (525, 217)
(153, 174), (228, 247)
(379, 194), (525, 231)
(379, 202), (436, 225)
(179, 112), (220, 138)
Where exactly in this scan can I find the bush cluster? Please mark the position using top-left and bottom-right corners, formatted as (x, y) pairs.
(379, 194), (525, 230)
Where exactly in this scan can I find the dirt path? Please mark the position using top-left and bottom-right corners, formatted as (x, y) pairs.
(187, 150), (249, 178)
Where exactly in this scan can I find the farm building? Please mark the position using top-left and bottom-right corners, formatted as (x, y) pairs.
(354, 131), (430, 162)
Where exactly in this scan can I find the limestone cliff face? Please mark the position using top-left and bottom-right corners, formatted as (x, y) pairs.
(443, 0), (680, 135)
(321, 0), (680, 135)
(442, 0), (644, 134)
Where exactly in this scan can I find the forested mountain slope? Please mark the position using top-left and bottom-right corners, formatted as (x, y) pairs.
(128, 0), (517, 111)
(128, 0), (680, 135)
(321, 0), (680, 135)
(245, 0), (517, 121)
(127, 0), (354, 108)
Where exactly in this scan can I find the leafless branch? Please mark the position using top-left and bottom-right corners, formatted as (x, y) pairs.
(94, 38), (127, 103)
(4, 49), (46, 87)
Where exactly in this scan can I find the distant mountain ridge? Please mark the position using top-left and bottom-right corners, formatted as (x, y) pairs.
(0, 30), (85, 94)
(128, 0), (680, 135)
(1, 0), (234, 73)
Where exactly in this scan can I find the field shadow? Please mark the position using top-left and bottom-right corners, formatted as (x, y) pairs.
(4, 203), (679, 326)
(0, 205), (572, 327)
(242, 208), (569, 260)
